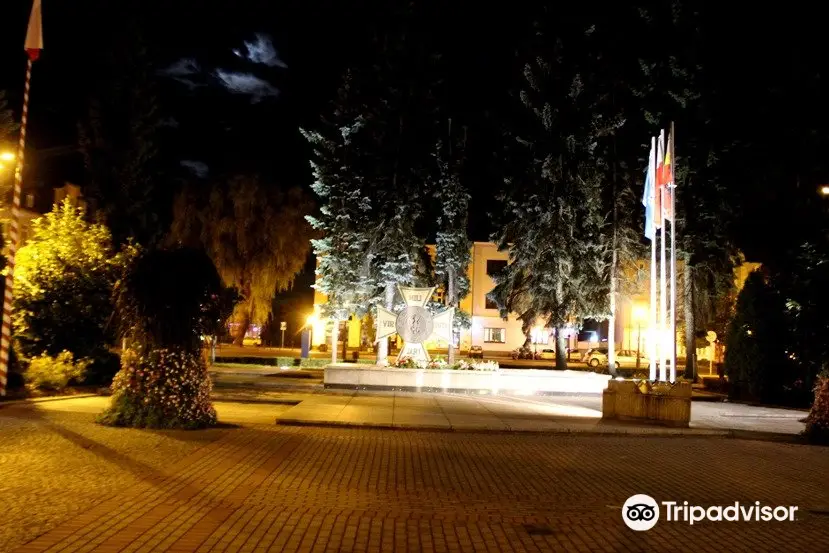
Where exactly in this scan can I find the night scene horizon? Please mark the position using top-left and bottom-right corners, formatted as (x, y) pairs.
(1, 1), (829, 552)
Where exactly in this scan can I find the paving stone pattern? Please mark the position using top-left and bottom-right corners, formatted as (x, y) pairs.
(1, 400), (828, 552)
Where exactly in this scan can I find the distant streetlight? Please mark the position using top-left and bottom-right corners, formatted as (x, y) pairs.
(0, 151), (15, 172)
(632, 303), (648, 370)
(820, 185), (829, 196)
(305, 314), (318, 346)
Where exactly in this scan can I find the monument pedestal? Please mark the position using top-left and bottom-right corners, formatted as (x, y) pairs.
(602, 379), (691, 427)
(324, 364), (611, 395)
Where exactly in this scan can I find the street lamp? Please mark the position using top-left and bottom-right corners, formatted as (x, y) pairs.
(305, 314), (318, 345)
(0, 151), (15, 173)
(632, 303), (648, 371)
(820, 185), (829, 196)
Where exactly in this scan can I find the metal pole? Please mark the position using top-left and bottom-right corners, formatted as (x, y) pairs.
(281, 329), (285, 349)
(669, 122), (678, 383)
(636, 322), (641, 371)
(659, 131), (668, 383)
(0, 58), (34, 397)
(649, 137), (658, 382)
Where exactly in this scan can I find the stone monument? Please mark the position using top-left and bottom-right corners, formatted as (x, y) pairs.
(375, 285), (454, 363)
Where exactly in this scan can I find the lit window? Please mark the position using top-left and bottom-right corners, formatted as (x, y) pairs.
(25, 194), (34, 208)
(484, 328), (506, 343)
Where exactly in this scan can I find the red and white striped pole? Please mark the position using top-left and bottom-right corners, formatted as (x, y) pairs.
(0, 0), (42, 397)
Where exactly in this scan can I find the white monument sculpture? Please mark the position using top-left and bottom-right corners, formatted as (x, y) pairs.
(375, 285), (454, 364)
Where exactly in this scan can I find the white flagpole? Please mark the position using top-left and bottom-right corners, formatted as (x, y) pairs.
(659, 131), (668, 382)
(649, 137), (657, 381)
(669, 122), (677, 382)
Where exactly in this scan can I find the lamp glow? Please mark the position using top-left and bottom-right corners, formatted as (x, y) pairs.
(821, 185), (829, 196)
(0, 151), (15, 162)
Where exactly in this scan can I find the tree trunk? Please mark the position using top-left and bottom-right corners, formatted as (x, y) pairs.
(376, 282), (395, 365)
(683, 253), (696, 380)
(608, 130), (618, 376)
(608, 238), (618, 376)
(447, 267), (456, 365)
(555, 327), (568, 371)
(233, 310), (250, 346)
(330, 319), (339, 364)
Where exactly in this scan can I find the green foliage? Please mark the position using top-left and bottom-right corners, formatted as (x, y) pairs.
(25, 351), (89, 391)
(804, 376), (829, 444)
(98, 347), (216, 429)
(433, 130), (472, 310)
(115, 247), (236, 353)
(724, 271), (789, 402)
(12, 201), (125, 374)
(0, 90), (15, 143)
(776, 243), (829, 386)
(492, 25), (618, 369)
(304, 4), (443, 318)
(170, 175), (312, 342)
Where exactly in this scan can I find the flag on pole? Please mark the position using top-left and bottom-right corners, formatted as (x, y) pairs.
(642, 140), (657, 240)
(25, 0), (43, 61)
(655, 131), (665, 228)
(662, 132), (674, 221)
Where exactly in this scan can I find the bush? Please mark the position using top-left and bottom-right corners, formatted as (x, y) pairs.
(804, 376), (829, 444)
(25, 351), (89, 391)
(101, 248), (235, 429)
(725, 271), (790, 402)
(12, 200), (126, 369)
(98, 347), (216, 429)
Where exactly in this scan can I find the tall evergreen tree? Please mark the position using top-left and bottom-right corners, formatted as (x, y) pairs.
(302, 104), (375, 322)
(305, 4), (439, 363)
(433, 122), (471, 363)
(493, 24), (618, 370)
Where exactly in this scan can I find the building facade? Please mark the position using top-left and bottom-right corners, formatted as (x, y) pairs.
(310, 242), (760, 361)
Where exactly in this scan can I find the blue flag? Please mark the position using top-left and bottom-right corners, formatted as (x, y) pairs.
(642, 141), (657, 240)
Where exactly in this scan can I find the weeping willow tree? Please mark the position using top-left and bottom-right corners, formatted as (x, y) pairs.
(170, 174), (314, 344)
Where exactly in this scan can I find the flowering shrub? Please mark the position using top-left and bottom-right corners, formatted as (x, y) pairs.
(98, 347), (216, 430)
(804, 375), (829, 443)
(391, 356), (499, 371)
(25, 351), (89, 391)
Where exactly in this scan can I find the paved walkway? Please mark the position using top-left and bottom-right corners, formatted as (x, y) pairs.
(273, 390), (807, 436)
(1, 396), (827, 553)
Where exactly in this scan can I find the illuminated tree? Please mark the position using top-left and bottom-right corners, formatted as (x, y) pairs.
(493, 25), (616, 371)
(170, 174), (313, 344)
(12, 200), (124, 381)
(433, 127), (471, 363)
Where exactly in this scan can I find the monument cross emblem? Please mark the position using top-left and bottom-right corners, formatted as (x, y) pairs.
(375, 285), (454, 363)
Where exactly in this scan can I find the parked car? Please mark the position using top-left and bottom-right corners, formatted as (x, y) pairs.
(469, 345), (484, 359)
(242, 335), (262, 347)
(535, 348), (556, 360)
(581, 347), (608, 366)
(584, 348), (649, 369)
(511, 347), (535, 359)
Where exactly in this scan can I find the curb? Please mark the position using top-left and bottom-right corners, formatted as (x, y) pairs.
(0, 393), (101, 409)
(275, 418), (732, 437)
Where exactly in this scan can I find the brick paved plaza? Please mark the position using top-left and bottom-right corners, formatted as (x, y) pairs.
(1, 396), (828, 552)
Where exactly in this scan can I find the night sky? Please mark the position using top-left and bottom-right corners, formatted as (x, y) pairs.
(2, 0), (829, 264)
